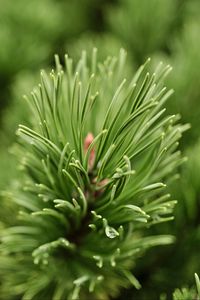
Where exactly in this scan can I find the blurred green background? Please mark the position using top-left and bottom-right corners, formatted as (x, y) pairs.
(0, 0), (200, 299)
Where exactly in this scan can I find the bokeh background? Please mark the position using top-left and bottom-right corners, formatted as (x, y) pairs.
(0, 0), (200, 299)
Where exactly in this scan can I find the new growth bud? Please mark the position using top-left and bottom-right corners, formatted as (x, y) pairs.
(84, 132), (96, 171)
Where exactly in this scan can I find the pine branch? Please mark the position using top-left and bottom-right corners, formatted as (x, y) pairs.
(0, 49), (187, 299)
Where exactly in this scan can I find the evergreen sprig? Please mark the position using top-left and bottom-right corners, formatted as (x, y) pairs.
(0, 50), (187, 299)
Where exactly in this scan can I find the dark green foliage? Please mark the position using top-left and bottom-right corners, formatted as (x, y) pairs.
(125, 140), (200, 300)
(0, 51), (186, 299)
(0, 0), (200, 299)
(0, 0), (98, 118)
(0, 0), (62, 77)
(171, 273), (200, 300)
(107, 0), (177, 63)
(168, 19), (200, 144)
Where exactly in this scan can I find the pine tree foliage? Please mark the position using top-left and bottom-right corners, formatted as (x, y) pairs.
(0, 0), (93, 78)
(66, 33), (126, 67)
(0, 71), (40, 146)
(107, 0), (177, 63)
(173, 288), (196, 300)
(173, 139), (200, 224)
(0, 50), (187, 299)
(172, 274), (200, 300)
(153, 140), (200, 295)
(131, 128), (200, 299)
(150, 0), (200, 145)
(168, 18), (200, 144)
(0, 72), (40, 189)
(0, 0), (63, 77)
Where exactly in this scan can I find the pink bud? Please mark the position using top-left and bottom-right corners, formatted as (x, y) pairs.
(84, 133), (95, 170)
(96, 178), (109, 187)
(84, 133), (94, 152)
